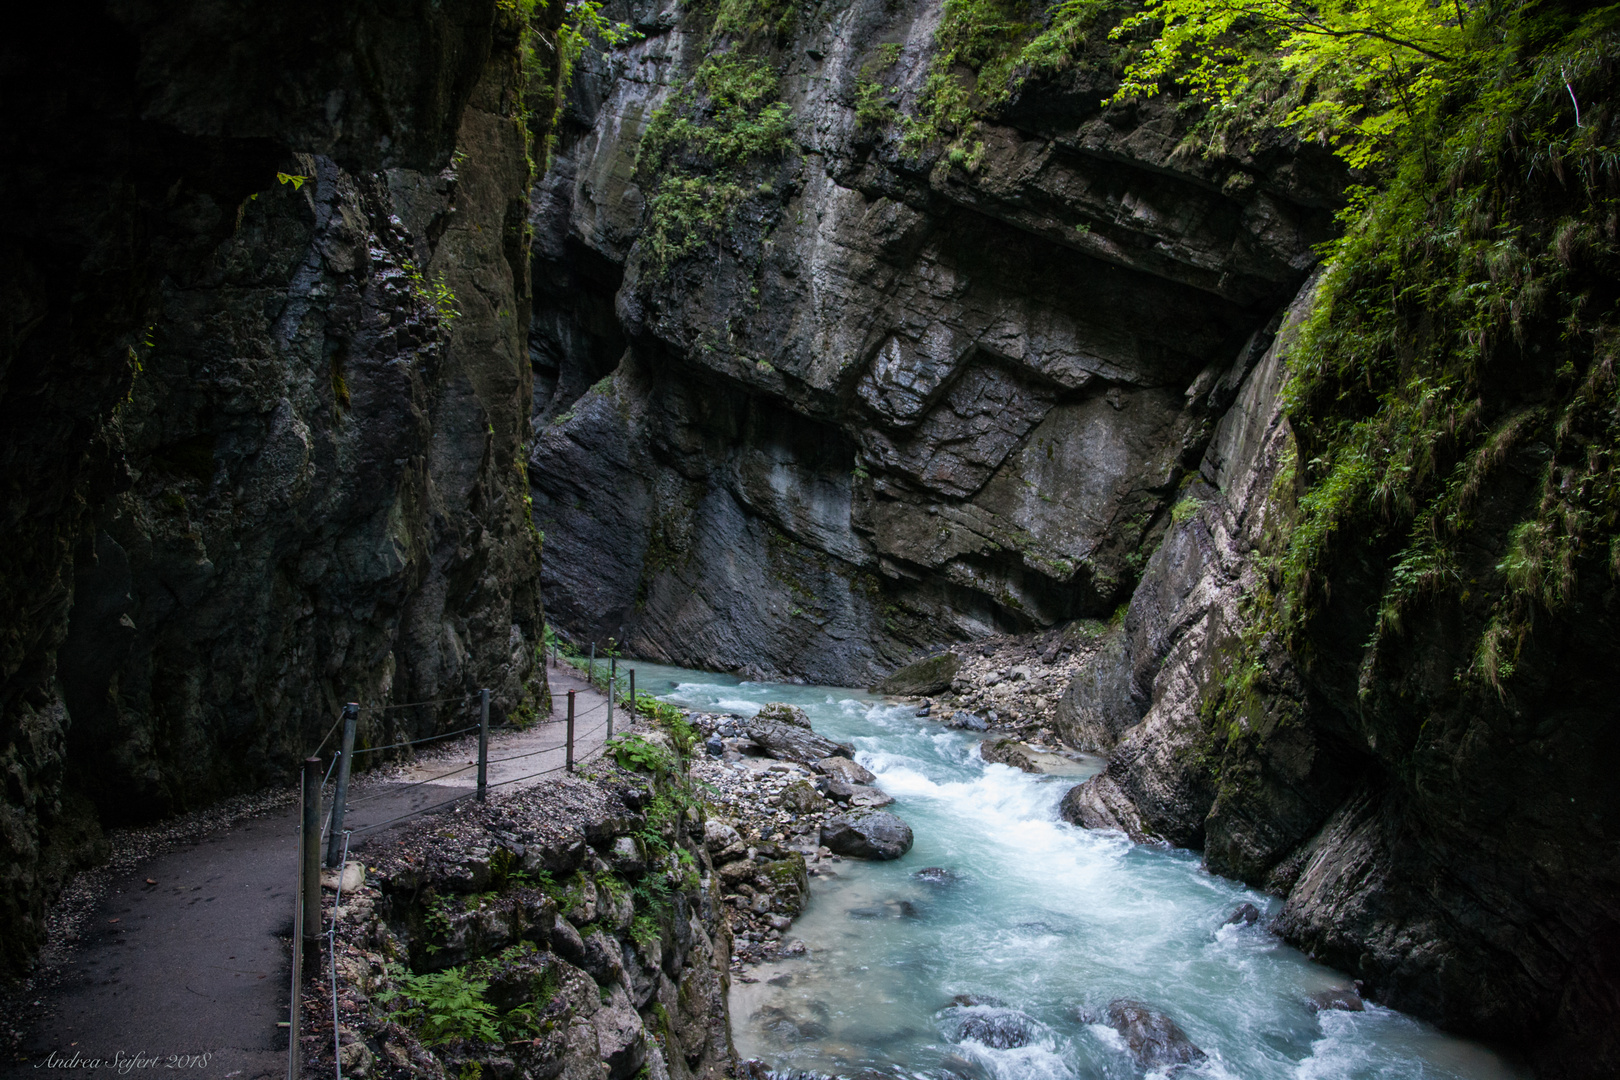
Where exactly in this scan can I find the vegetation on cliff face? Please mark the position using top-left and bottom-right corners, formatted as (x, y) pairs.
(1278, 5), (1618, 695)
(928, 0), (1619, 715)
(634, 0), (801, 269)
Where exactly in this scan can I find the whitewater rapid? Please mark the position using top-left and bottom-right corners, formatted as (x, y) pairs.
(629, 662), (1526, 1080)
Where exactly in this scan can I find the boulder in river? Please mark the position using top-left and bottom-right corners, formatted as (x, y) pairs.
(979, 738), (1039, 772)
(755, 702), (813, 728)
(847, 785), (895, 809)
(1100, 999), (1206, 1070)
(814, 756), (877, 785)
(915, 867), (964, 886)
(949, 993), (1006, 1008)
(780, 779), (829, 814)
(747, 713), (851, 765)
(948, 1006), (1040, 1050)
(821, 811), (914, 859)
(878, 652), (962, 696)
(947, 711), (989, 732)
(1307, 986), (1365, 1013)
(1224, 902), (1261, 926)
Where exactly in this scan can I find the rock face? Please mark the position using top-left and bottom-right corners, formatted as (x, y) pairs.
(525, 0), (1335, 685)
(820, 811), (914, 860)
(1054, 275), (1620, 1073)
(337, 768), (735, 1080)
(1, 0), (551, 979)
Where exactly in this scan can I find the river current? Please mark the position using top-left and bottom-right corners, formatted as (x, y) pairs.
(627, 662), (1526, 1080)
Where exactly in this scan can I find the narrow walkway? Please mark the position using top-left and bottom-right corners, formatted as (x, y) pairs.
(2, 660), (616, 1079)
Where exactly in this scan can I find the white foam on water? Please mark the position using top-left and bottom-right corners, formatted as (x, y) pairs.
(626, 661), (1530, 1080)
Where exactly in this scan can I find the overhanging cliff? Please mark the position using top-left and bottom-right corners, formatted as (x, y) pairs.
(525, 0), (1341, 684)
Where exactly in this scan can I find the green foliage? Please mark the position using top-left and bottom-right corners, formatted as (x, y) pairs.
(509, 0), (640, 169)
(381, 967), (501, 1046)
(380, 944), (558, 1049)
(855, 44), (906, 129)
(629, 691), (684, 726)
(904, 0), (1115, 150)
(632, 0), (799, 272)
(1240, 3), (1620, 693)
(1108, 0), (1467, 170)
(605, 733), (677, 775)
(402, 259), (462, 326)
(1170, 496), (1201, 524)
(907, 0), (1036, 147)
(276, 171), (311, 190)
(630, 914), (663, 955)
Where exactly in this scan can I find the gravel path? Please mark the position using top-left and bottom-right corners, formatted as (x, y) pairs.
(1, 660), (615, 1080)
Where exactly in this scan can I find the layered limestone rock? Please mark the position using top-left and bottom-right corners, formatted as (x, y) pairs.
(526, 0), (1339, 683)
(1055, 276), (1620, 1075)
(1, 0), (548, 979)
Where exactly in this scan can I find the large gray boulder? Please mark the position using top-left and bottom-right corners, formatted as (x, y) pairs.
(755, 702), (812, 728)
(746, 713), (850, 765)
(814, 756), (877, 785)
(878, 652), (962, 696)
(1102, 1000), (1205, 1070)
(820, 811), (914, 860)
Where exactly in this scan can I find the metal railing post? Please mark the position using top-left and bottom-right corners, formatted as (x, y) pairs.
(477, 688), (490, 802)
(608, 656), (616, 741)
(325, 704), (358, 868)
(566, 690), (576, 773)
(301, 757), (322, 975)
(588, 642), (595, 685)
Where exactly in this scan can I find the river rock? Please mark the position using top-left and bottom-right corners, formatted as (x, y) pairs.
(949, 994), (1005, 1008)
(756, 702), (813, 728)
(746, 714), (851, 765)
(814, 756), (877, 785)
(741, 712), (848, 764)
(1307, 986), (1365, 1013)
(703, 819), (741, 853)
(1224, 902), (1261, 926)
(979, 739), (1038, 773)
(949, 1006), (1039, 1050)
(847, 786), (896, 809)
(1101, 1000), (1206, 1070)
(879, 652), (962, 696)
(594, 981), (648, 1080)
(916, 868), (964, 885)
(780, 779), (829, 814)
(820, 812), (914, 860)
(948, 711), (989, 732)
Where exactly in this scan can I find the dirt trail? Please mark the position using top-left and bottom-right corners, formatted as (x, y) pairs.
(3, 660), (618, 1080)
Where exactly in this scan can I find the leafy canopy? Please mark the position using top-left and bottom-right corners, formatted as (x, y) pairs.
(1109, 0), (1468, 169)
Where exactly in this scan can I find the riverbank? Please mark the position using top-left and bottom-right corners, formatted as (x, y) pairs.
(299, 723), (734, 1080)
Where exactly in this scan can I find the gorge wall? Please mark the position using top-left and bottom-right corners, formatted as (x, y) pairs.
(525, 0), (1341, 684)
(527, 0), (1620, 1075)
(2, 0), (549, 979)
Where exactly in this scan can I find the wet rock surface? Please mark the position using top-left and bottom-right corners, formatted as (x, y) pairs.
(745, 713), (852, 767)
(820, 812), (914, 861)
(1100, 1000), (1206, 1071)
(942, 1004), (1040, 1051)
(528, 0), (1335, 687)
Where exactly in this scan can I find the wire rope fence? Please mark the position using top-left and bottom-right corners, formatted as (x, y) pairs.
(289, 651), (645, 1076)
